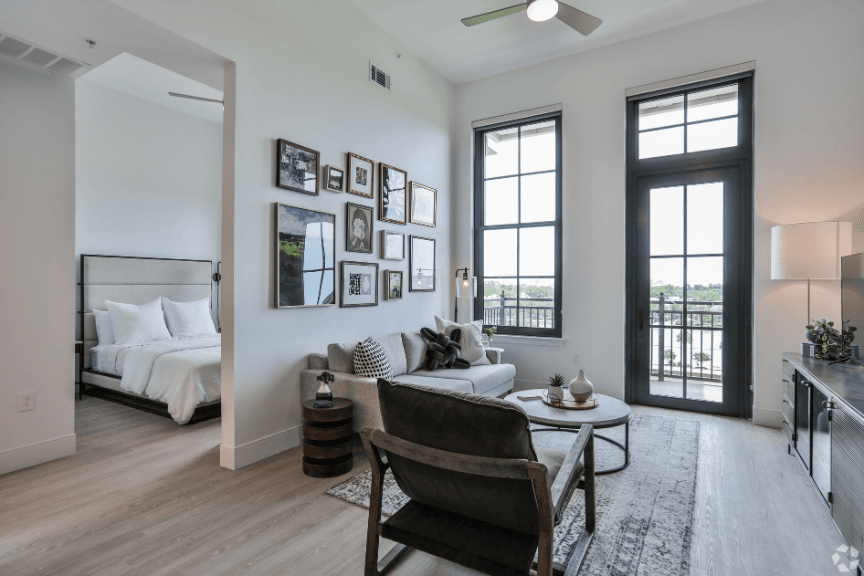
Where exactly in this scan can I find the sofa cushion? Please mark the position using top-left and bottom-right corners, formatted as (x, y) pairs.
(392, 373), (473, 394)
(328, 340), (358, 374)
(401, 331), (428, 373)
(413, 363), (516, 396)
(377, 379), (541, 534)
(376, 332), (408, 377)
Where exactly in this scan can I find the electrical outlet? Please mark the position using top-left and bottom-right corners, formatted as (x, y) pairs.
(19, 391), (36, 412)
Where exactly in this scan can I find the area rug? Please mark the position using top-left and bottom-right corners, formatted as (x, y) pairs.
(326, 414), (699, 576)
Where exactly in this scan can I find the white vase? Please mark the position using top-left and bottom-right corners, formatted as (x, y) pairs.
(569, 370), (594, 402)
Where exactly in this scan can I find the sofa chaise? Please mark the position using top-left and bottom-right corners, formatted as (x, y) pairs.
(301, 331), (516, 431)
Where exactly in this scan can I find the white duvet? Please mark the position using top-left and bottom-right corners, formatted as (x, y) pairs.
(96, 335), (221, 424)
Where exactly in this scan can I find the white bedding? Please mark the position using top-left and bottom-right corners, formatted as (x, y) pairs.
(91, 335), (221, 424)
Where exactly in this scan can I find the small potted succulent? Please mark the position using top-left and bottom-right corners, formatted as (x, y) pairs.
(548, 373), (566, 405)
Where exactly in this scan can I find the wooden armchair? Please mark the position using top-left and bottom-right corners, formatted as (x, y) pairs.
(361, 379), (596, 576)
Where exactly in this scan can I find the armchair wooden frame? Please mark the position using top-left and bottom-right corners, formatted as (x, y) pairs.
(360, 424), (596, 576)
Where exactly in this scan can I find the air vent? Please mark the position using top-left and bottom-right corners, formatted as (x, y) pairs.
(370, 63), (390, 90)
(0, 31), (88, 77)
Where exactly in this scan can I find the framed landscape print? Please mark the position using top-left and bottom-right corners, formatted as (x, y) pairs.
(384, 270), (403, 300)
(380, 230), (405, 260)
(275, 203), (335, 308)
(409, 182), (437, 227)
(379, 163), (407, 225)
(277, 139), (319, 195)
(346, 202), (373, 254)
(409, 235), (435, 292)
(340, 261), (379, 307)
(347, 152), (374, 198)
(324, 165), (344, 192)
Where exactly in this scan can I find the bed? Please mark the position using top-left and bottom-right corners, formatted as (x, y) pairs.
(79, 255), (221, 424)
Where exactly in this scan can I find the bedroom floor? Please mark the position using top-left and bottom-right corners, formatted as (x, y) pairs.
(0, 398), (843, 576)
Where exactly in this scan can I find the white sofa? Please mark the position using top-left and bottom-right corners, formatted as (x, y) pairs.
(301, 331), (516, 432)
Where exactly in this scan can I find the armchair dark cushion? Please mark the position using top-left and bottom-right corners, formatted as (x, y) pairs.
(378, 379), (566, 534)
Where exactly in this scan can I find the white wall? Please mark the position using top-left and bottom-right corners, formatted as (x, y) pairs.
(108, 0), (456, 467)
(0, 59), (76, 475)
(75, 79), (223, 322)
(454, 0), (864, 425)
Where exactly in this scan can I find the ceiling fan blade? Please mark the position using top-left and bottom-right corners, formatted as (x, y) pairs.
(461, 3), (528, 27)
(555, 2), (602, 35)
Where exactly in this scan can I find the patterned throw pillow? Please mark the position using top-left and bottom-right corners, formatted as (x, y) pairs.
(353, 337), (393, 378)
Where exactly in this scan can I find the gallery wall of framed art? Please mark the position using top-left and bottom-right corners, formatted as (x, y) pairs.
(273, 136), (443, 309)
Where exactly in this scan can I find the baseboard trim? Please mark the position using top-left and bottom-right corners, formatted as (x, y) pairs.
(220, 425), (302, 470)
(0, 433), (76, 476)
(753, 407), (783, 429)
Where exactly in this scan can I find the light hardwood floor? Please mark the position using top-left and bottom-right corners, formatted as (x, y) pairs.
(0, 399), (845, 576)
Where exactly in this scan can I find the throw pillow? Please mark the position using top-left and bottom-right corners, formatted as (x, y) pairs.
(353, 337), (393, 379)
(434, 316), (490, 365)
(106, 298), (172, 345)
(93, 309), (115, 346)
(162, 297), (217, 338)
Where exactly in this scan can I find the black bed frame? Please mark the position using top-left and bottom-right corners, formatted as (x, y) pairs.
(78, 254), (221, 424)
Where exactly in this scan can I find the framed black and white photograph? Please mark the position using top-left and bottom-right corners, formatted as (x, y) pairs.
(340, 261), (378, 307)
(379, 163), (407, 225)
(347, 152), (374, 198)
(275, 203), (335, 308)
(384, 270), (403, 300)
(346, 202), (374, 254)
(324, 165), (344, 192)
(277, 139), (319, 195)
(380, 230), (405, 260)
(409, 235), (435, 292)
(409, 182), (437, 227)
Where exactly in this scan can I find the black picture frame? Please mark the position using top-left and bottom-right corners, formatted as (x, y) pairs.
(340, 261), (379, 307)
(346, 202), (374, 254)
(409, 235), (435, 292)
(277, 139), (320, 195)
(275, 203), (336, 308)
(379, 163), (407, 225)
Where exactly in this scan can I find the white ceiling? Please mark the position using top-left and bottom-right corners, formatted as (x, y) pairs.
(346, 0), (768, 84)
(81, 52), (224, 124)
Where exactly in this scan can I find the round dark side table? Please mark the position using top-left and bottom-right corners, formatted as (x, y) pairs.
(302, 398), (353, 478)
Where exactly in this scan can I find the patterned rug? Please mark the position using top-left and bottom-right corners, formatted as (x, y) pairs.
(327, 414), (699, 575)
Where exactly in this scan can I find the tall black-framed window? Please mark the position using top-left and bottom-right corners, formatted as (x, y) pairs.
(625, 73), (754, 418)
(473, 113), (562, 338)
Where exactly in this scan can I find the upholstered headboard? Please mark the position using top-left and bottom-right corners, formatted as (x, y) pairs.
(80, 255), (212, 370)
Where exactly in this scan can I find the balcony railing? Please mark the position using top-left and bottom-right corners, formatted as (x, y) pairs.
(483, 292), (554, 329)
(650, 292), (723, 383)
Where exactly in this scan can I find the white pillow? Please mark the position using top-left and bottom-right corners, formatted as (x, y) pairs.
(434, 316), (491, 365)
(353, 337), (393, 378)
(162, 297), (216, 338)
(93, 309), (115, 346)
(105, 298), (172, 344)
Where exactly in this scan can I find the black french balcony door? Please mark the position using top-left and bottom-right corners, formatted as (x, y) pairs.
(630, 167), (750, 416)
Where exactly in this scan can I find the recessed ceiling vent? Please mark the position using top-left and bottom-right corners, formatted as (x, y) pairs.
(0, 31), (89, 77)
(370, 63), (390, 90)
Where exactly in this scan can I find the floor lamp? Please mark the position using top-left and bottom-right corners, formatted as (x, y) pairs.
(454, 268), (476, 322)
(770, 222), (852, 324)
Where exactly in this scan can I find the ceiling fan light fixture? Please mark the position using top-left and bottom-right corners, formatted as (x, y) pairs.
(527, 0), (559, 22)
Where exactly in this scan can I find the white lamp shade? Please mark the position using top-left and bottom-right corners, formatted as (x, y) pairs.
(770, 222), (852, 280)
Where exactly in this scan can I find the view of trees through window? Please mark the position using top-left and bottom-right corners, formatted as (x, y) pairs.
(474, 114), (561, 336)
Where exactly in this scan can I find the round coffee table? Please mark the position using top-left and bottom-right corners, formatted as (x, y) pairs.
(504, 390), (632, 475)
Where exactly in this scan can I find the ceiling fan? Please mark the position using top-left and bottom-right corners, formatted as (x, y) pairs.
(461, 0), (602, 36)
